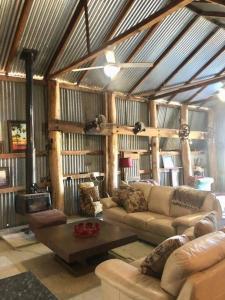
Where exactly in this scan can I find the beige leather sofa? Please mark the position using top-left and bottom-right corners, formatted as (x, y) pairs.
(102, 183), (222, 245)
(96, 231), (225, 300)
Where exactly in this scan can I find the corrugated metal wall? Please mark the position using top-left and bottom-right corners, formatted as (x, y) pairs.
(116, 96), (150, 182)
(60, 88), (104, 215)
(0, 80), (47, 229)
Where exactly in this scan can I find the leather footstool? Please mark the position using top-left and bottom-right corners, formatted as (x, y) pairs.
(28, 209), (67, 232)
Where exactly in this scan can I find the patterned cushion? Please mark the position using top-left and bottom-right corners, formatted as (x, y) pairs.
(140, 235), (190, 278)
(194, 212), (217, 238)
(112, 186), (147, 213)
(123, 189), (147, 213)
(112, 185), (133, 206)
(81, 186), (100, 202)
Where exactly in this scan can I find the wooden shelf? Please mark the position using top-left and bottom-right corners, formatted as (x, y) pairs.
(0, 151), (47, 159)
(0, 186), (25, 194)
(63, 172), (105, 180)
(61, 150), (103, 155)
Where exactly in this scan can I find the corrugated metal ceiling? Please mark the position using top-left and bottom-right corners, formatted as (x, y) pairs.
(0, 0), (225, 105)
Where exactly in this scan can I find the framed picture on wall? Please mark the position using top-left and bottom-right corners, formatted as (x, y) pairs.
(0, 167), (10, 188)
(8, 121), (27, 153)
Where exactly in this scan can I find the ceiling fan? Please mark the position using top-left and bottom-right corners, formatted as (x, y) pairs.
(72, 50), (153, 79)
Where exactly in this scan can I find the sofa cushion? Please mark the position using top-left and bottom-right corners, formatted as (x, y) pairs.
(101, 197), (118, 209)
(148, 186), (174, 217)
(123, 189), (147, 213)
(161, 231), (225, 297)
(146, 217), (176, 238)
(124, 212), (156, 230)
(140, 235), (189, 278)
(103, 207), (128, 223)
(194, 211), (217, 238)
(129, 182), (153, 201)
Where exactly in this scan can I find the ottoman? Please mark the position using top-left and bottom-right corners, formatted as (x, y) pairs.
(28, 209), (67, 232)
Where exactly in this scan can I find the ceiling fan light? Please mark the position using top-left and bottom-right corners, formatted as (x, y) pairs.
(104, 65), (120, 78)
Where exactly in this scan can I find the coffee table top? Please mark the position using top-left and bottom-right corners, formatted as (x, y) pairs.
(35, 219), (137, 263)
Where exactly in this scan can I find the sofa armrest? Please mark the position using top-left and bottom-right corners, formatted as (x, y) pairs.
(172, 212), (209, 228)
(100, 197), (118, 209)
(95, 259), (173, 300)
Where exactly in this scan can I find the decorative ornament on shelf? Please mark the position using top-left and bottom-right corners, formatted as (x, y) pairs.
(179, 124), (190, 140)
(133, 121), (146, 135)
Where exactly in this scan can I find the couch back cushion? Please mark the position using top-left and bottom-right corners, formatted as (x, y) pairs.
(161, 231), (225, 297)
(129, 182), (153, 201)
(148, 186), (174, 216)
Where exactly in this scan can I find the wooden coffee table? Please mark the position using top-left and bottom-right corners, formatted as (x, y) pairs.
(35, 219), (137, 270)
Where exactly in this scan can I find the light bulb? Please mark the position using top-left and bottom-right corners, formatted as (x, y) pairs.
(104, 65), (120, 78)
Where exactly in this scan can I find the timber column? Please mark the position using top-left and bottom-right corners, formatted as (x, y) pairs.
(181, 104), (192, 185)
(208, 109), (217, 190)
(107, 92), (118, 194)
(48, 80), (64, 211)
(150, 101), (160, 183)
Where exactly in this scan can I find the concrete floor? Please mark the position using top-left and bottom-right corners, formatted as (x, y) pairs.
(0, 238), (102, 300)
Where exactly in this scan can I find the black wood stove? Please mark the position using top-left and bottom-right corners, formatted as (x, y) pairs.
(15, 49), (51, 215)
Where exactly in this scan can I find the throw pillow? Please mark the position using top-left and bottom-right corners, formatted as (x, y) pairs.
(140, 235), (190, 278)
(112, 185), (133, 206)
(81, 186), (100, 202)
(194, 212), (217, 238)
(123, 189), (147, 213)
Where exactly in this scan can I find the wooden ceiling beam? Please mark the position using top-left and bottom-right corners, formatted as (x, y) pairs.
(135, 73), (225, 98)
(45, 0), (85, 77)
(77, 0), (135, 84)
(5, 0), (33, 73)
(168, 45), (225, 102)
(84, 0), (90, 54)
(208, 0), (225, 7)
(184, 67), (225, 104)
(50, 0), (194, 78)
(128, 15), (199, 94)
(188, 4), (225, 27)
(155, 27), (219, 92)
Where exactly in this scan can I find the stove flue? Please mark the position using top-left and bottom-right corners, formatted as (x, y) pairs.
(15, 49), (51, 215)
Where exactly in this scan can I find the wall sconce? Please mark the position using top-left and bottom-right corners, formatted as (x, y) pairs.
(119, 157), (133, 182)
(133, 121), (146, 135)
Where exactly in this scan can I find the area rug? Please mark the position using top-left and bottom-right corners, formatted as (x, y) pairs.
(109, 241), (154, 263)
(1, 230), (38, 249)
(0, 271), (57, 300)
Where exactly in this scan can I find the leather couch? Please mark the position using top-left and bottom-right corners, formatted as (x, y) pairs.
(102, 182), (222, 245)
(96, 231), (225, 300)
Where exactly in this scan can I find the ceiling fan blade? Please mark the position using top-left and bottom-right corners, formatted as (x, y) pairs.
(72, 66), (104, 72)
(117, 62), (154, 68)
(105, 50), (116, 64)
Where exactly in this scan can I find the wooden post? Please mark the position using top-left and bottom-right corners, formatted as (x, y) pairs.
(208, 109), (217, 190)
(103, 92), (109, 193)
(180, 104), (192, 185)
(150, 101), (160, 183)
(107, 92), (118, 194)
(48, 80), (64, 211)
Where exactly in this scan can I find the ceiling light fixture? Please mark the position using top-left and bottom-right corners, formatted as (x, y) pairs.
(104, 65), (120, 78)
(218, 89), (225, 102)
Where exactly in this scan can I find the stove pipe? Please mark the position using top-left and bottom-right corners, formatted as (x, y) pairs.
(20, 49), (38, 193)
